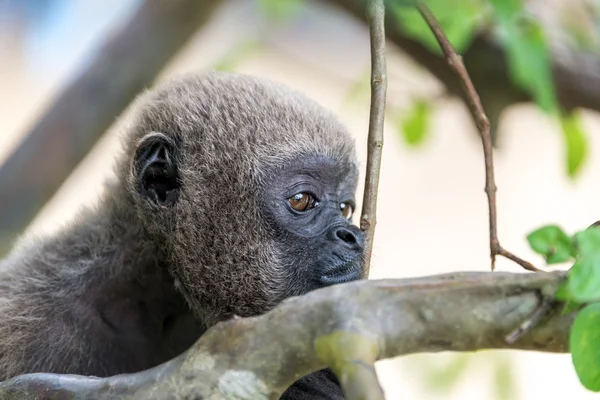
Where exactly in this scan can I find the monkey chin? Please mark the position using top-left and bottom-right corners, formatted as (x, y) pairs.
(319, 255), (364, 286)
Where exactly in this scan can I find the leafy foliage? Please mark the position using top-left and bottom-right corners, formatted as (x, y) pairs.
(387, 0), (592, 177)
(390, 0), (558, 114)
(405, 352), (516, 399)
(568, 257), (600, 304)
(211, 40), (261, 72)
(527, 225), (600, 390)
(489, 0), (557, 113)
(257, 0), (305, 20)
(398, 99), (432, 147)
(571, 304), (600, 391)
(526, 225), (574, 264)
(560, 111), (589, 178)
(491, 355), (517, 400)
(391, 0), (483, 53)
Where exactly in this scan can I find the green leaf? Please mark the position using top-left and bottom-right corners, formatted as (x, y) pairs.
(568, 257), (600, 303)
(342, 69), (371, 108)
(562, 229), (600, 303)
(489, 0), (557, 113)
(503, 20), (557, 113)
(391, 0), (483, 53)
(399, 100), (431, 147)
(560, 111), (589, 178)
(526, 225), (574, 264)
(555, 281), (569, 301)
(257, 0), (304, 20)
(570, 303), (600, 391)
(422, 354), (471, 392)
(563, 299), (583, 315)
(211, 40), (260, 72)
(488, 0), (522, 20)
(574, 228), (600, 258)
(555, 282), (583, 313)
(492, 356), (516, 400)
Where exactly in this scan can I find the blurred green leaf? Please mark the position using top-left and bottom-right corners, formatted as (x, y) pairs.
(488, 0), (522, 20)
(526, 225), (574, 264)
(417, 354), (472, 392)
(504, 21), (556, 113)
(398, 100), (432, 147)
(555, 281), (570, 301)
(568, 257), (600, 303)
(212, 40), (261, 72)
(574, 228), (600, 258)
(570, 303), (600, 391)
(396, 0), (558, 116)
(489, 0), (557, 113)
(257, 0), (304, 20)
(492, 356), (516, 400)
(563, 299), (583, 315)
(560, 111), (589, 179)
(391, 0), (483, 53)
(555, 281), (583, 314)
(342, 69), (371, 109)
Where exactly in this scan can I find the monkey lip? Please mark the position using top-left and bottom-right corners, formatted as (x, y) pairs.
(320, 256), (363, 285)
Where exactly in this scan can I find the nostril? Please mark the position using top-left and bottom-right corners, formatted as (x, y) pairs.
(336, 228), (357, 245)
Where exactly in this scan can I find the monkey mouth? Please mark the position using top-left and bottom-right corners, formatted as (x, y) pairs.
(321, 255), (363, 285)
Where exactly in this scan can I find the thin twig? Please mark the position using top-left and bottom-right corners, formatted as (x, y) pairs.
(360, 0), (388, 277)
(416, 2), (540, 273)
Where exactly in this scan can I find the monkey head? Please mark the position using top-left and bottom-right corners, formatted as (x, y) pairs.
(122, 72), (364, 324)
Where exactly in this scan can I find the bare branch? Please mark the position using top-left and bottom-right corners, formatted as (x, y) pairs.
(360, 0), (388, 277)
(416, 3), (539, 273)
(0, 0), (223, 244)
(0, 271), (571, 399)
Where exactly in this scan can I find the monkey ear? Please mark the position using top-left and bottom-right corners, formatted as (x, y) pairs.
(133, 132), (180, 206)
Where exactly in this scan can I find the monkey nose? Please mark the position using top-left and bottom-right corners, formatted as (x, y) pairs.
(332, 226), (364, 252)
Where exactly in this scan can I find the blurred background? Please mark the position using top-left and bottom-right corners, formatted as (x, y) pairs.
(1, 0), (600, 398)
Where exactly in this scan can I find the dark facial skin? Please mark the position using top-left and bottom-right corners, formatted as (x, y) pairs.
(263, 155), (364, 298)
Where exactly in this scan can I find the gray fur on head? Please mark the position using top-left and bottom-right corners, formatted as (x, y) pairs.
(120, 72), (357, 325)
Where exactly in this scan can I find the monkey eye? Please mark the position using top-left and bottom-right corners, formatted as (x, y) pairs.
(340, 202), (354, 220)
(288, 193), (319, 212)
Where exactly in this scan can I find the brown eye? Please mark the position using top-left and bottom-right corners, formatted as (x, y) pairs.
(340, 202), (354, 220)
(288, 193), (317, 211)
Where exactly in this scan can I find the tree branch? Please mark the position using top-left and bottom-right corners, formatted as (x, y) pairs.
(0, 0), (223, 244)
(0, 271), (571, 399)
(360, 0), (388, 278)
(416, 3), (539, 273)
(327, 0), (600, 142)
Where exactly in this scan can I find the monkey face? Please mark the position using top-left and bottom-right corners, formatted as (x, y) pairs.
(126, 72), (362, 324)
(262, 154), (364, 298)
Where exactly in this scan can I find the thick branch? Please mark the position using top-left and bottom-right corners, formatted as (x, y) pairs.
(0, 271), (571, 399)
(360, 0), (387, 277)
(0, 0), (222, 242)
